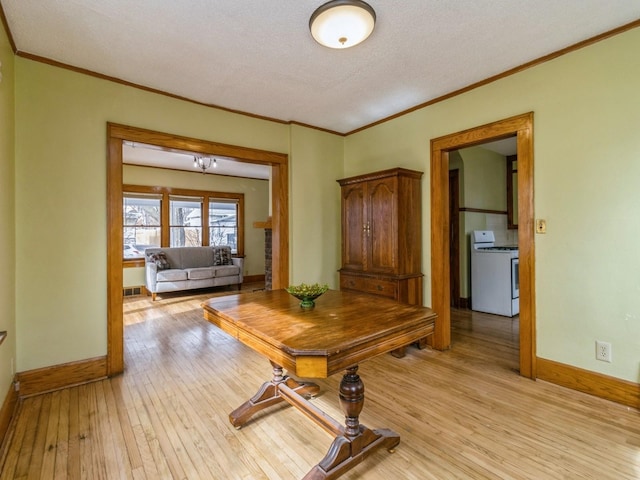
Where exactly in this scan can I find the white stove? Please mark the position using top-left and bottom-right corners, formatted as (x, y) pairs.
(471, 230), (519, 317)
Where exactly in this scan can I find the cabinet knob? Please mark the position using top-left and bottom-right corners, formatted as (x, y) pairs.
(377, 284), (383, 291)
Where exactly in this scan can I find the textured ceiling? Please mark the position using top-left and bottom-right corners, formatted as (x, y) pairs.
(2, 1), (640, 135)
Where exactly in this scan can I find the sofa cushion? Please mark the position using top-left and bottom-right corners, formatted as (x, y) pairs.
(156, 269), (188, 282)
(185, 267), (216, 280)
(161, 249), (184, 269)
(214, 246), (233, 266)
(179, 247), (216, 269)
(214, 265), (240, 277)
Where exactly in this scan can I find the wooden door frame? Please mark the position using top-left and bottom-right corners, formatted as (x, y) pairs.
(106, 123), (289, 376)
(430, 112), (536, 378)
(448, 169), (460, 308)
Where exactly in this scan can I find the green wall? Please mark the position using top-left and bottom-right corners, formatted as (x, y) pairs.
(459, 146), (506, 212)
(9, 22), (640, 388)
(0, 20), (16, 397)
(345, 27), (640, 383)
(289, 124), (343, 287)
(122, 164), (270, 287)
(14, 59), (342, 372)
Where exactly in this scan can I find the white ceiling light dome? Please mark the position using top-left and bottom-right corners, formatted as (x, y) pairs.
(309, 0), (376, 49)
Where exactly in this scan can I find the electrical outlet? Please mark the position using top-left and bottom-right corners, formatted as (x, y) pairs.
(595, 341), (612, 362)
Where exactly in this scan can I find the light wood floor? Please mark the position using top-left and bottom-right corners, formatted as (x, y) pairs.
(1, 286), (639, 479)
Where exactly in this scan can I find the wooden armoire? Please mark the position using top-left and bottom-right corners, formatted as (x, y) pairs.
(337, 167), (423, 305)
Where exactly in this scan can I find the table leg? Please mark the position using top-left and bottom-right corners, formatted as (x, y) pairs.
(303, 366), (400, 480)
(390, 346), (407, 358)
(392, 335), (433, 358)
(229, 361), (319, 428)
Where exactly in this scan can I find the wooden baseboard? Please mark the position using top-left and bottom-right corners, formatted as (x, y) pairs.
(537, 357), (640, 409)
(16, 356), (108, 398)
(0, 380), (19, 449)
(243, 274), (265, 284)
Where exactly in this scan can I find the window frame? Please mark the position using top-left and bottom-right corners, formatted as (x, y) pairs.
(208, 198), (240, 252)
(123, 184), (244, 266)
(169, 194), (204, 248)
(123, 192), (162, 261)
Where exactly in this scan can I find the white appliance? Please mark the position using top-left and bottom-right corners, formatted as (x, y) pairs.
(470, 230), (519, 317)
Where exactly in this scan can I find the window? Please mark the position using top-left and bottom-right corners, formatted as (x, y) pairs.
(123, 185), (244, 263)
(170, 195), (203, 247)
(123, 193), (161, 259)
(209, 200), (239, 252)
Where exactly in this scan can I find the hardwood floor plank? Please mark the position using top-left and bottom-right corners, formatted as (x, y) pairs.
(99, 380), (135, 480)
(23, 394), (50, 479)
(146, 377), (215, 479)
(116, 376), (164, 479)
(65, 386), (80, 480)
(85, 383), (108, 480)
(123, 380), (171, 479)
(38, 390), (60, 479)
(0, 396), (40, 479)
(52, 389), (70, 479)
(75, 384), (95, 480)
(137, 372), (190, 479)
(108, 378), (142, 472)
(1, 288), (639, 479)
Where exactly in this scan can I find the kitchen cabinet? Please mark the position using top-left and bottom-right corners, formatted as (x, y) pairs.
(337, 168), (423, 306)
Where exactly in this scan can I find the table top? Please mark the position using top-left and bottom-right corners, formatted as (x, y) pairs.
(202, 289), (436, 378)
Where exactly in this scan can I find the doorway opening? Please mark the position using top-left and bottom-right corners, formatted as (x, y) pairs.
(106, 123), (289, 376)
(430, 112), (536, 378)
(449, 136), (518, 310)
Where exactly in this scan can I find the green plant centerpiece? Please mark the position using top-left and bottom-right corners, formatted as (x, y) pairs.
(286, 283), (329, 309)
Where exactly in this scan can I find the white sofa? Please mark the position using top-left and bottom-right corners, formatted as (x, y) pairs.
(145, 246), (243, 300)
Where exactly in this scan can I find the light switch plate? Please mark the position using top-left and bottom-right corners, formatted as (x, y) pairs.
(536, 219), (546, 234)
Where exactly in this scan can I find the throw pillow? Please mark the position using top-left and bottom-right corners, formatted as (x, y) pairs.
(155, 252), (170, 270)
(214, 246), (233, 266)
(147, 252), (170, 270)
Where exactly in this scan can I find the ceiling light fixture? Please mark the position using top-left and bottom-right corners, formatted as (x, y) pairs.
(194, 156), (216, 174)
(309, 0), (376, 49)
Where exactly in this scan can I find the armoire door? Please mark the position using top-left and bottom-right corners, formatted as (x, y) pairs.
(341, 182), (367, 271)
(367, 176), (398, 274)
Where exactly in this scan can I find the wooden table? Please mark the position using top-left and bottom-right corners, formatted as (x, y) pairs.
(202, 289), (436, 480)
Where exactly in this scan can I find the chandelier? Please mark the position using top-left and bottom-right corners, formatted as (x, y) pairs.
(194, 156), (216, 174)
